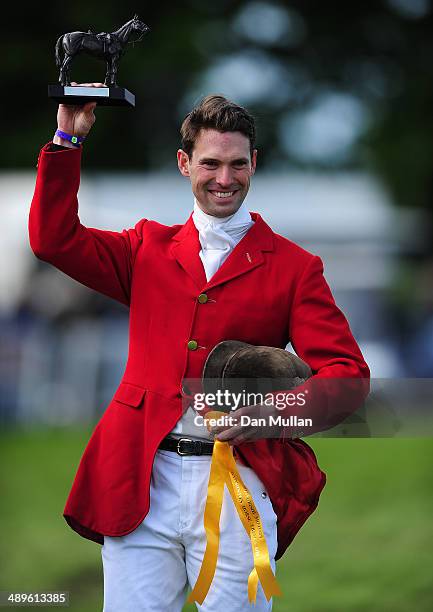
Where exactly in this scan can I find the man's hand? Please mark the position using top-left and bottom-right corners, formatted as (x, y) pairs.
(210, 403), (283, 445)
(54, 82), (105, 147)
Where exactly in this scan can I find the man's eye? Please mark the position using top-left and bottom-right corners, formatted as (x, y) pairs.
(203, 162), (217, 168)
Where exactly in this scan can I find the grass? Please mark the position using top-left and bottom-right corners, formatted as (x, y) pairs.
(1, 429), (432, 611)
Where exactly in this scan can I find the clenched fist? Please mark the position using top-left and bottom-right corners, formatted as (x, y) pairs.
(54, 82), (106, 146)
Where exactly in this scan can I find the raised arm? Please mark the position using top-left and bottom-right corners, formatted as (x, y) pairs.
(28, 85), (146, 306)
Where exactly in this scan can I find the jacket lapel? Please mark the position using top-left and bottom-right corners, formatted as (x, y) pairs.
(171, 212), (274, 291)
(204, 212), (274, 290)
(171, 215), (207, 290)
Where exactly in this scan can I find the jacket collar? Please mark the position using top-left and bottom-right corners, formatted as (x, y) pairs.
(171, 212), (274, 291)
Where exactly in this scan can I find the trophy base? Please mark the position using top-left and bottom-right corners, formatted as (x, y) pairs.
(48, 84), (135, 107)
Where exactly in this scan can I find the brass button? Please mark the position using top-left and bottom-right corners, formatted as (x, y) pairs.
(187, 340), (198, 351)
(198, 293), (208, 304)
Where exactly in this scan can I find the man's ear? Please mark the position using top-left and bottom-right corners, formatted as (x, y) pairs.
(177, 149), (191, 177)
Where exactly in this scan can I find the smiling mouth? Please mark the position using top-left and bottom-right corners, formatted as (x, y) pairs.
(208, 190), (238, 199)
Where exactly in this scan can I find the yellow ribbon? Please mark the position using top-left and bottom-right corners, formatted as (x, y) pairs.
(188, 439), (282, 605)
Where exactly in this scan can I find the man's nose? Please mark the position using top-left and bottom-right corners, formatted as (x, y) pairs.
(215, 166), (234, 187)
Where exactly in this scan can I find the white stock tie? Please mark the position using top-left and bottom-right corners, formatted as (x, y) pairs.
(192, 199), (254, 281)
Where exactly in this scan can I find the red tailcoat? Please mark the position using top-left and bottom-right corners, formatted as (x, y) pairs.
(29, 144), (369, 560)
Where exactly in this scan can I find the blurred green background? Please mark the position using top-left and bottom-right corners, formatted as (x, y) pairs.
(1, 430), (432, 611)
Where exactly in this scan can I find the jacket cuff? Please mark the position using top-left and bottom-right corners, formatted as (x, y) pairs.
(35, 141), (82, 173)
(41, 141), (82, 154)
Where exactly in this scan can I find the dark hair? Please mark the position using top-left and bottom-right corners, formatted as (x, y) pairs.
(180, 94), (256, 158)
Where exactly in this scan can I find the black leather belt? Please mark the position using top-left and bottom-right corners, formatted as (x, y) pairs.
(158, 436), (214, 456)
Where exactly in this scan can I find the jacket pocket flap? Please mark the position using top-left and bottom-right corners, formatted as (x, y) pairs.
(114, 383), (146, 408)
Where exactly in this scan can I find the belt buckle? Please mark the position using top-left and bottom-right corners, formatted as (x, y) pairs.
(177, 437), (193, 455)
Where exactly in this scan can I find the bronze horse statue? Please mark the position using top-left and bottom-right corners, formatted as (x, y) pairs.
(55, 15), (149, 87)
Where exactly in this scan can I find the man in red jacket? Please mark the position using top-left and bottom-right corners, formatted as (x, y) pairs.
(29, 87), (369, 611)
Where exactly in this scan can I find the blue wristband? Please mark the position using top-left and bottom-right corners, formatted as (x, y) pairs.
(55, 129), (86, 147)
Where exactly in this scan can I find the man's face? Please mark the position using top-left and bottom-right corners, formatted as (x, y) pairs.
(177, 128), (257, 218)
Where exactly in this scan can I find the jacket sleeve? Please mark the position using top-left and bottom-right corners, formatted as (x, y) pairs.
(277, 255), (370, 437)
(28, 143), (146, 307)
(289, 255), (369, 379)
